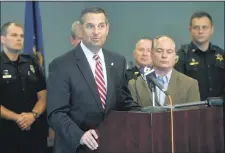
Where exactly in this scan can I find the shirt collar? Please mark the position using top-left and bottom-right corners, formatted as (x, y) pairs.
(80, 41), (104, 61)
(190, 41), (216, 53)
(1, 51), (28, 64)
(155, 69), (173, 84)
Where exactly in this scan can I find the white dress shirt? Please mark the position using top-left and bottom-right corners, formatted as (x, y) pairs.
(80, 41), (107, 90)
(155, 69), (172, 106)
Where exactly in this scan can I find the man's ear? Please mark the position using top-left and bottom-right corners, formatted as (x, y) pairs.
(188, 25), (192, 33)
(1, 35), (6, 44)
(211, 24), (214, 35)
(77, 23), (83, 38)
(70, 36), (74, 46)
(106, 23), (110, 36)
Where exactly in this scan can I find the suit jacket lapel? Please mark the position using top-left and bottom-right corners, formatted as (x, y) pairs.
(136, 77), (161, 107)
(137, 77), (152, 106)
(74, 44), (103, 111)
(165, 69), (178, 105)
(103, 50), (114, 110)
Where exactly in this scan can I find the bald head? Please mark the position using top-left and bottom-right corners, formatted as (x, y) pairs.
(133, 38), (153, 67)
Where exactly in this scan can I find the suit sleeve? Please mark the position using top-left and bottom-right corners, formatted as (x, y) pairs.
(187, 79), (201, 102)
(116, 57), (142, 111)
(46, 59), (84, 152)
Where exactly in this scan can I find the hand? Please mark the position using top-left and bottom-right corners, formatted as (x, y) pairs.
(15, 114), (29, 131)
(47, 128), (55, 147)
(16, 112), (35, 130)
(80, 129), (98, 150)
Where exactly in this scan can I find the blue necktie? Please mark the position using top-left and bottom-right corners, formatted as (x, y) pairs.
(157, 76), (167, 105)
(158, 76), (166, 86)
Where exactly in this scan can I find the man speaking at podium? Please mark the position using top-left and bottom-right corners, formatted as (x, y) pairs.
(128, 35), (201, 107)
(46, 7), (141, 153)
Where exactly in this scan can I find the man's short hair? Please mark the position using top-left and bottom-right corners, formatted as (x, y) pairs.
(134, 37), (153, 50)
(152, 35), (176, 51)
(1, 22), (23, 36)
(190, 11), (213, 26)
(137, 37), (152, 42)
(79, 6), (108, 25)
(71, 20), (80, 39)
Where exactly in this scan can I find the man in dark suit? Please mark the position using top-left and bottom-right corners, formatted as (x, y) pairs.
(46, 7), (141, 153)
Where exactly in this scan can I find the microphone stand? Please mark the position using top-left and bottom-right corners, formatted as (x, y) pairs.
(149, 82), (156, 107)
(163, 97), (224, 109)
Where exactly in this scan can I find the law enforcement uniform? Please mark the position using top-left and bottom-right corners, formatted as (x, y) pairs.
(125, 65), (141, 82)
(0, 51), (48, 153)
(175, 42), (225, 101)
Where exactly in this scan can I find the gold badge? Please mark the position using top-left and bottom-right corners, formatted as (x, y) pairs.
(30, 65), (35, 73)
(189, 58), (199, 66)
(215, 53), (224, 62)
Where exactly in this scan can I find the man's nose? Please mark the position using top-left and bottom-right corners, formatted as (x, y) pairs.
(161, 51), (168, 58)
(93, 27), (100, 35)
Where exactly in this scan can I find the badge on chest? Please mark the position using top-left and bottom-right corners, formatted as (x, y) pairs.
(2, 69), (12, 79)
(28, 65), (35, 75)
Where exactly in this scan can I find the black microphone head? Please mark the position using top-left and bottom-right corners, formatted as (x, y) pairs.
(142, 67), (168, 95)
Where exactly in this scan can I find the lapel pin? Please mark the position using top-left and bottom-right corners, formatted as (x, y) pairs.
(111, 62), (114, 66)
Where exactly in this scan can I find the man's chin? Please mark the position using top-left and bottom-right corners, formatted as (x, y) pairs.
(8, 48), (21, 54)
(195, 39), (207, 45)
(91, 43), (103, 49)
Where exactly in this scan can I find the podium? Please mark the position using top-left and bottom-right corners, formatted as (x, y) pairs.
(93, 107), (224, 153)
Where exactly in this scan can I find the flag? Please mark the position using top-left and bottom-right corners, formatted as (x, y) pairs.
(24, 1), (45, 76)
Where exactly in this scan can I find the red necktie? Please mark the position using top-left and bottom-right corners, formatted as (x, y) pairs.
(93, 54), (106, 109)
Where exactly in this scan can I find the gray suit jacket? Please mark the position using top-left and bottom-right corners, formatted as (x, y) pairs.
(128, 69), (200, 107)
(46, 44), (141, 153)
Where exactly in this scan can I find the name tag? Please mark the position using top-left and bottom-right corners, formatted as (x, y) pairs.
(2, 75), (12, 79)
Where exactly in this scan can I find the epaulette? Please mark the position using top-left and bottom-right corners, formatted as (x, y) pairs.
(211, 45), (224, 53)
(20, 54), (33, 59)
(20, 54), (39, 65)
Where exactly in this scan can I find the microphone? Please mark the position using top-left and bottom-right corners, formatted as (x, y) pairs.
(164, 97), (224, 109)
(141, 67), (169, 95)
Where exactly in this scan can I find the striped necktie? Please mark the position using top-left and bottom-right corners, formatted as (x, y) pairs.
(93, 54), (106, 109)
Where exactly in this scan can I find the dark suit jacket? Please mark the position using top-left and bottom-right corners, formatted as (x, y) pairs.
(128, 69), (200, 107)
(46, 44), (141, 153)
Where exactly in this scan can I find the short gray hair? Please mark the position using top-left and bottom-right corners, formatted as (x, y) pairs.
(152, 35), (176, 51)
(71, 20), (81, 39)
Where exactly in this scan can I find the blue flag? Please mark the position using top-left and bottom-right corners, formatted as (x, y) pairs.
(24, 1), (45, 76)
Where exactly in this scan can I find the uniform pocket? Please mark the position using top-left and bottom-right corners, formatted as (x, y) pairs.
(27, 74), (38, 83)
(214, 60), (225, 69)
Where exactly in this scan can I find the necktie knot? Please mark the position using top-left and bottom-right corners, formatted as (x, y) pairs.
(93, 54), (100, 61)
(157, 76), (167, 85)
